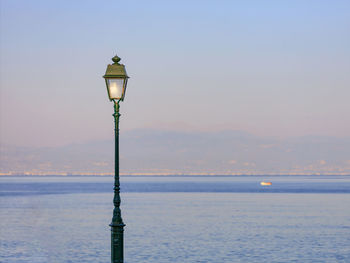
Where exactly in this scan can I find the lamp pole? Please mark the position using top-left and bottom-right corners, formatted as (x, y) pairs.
(103, 54), (129, 263)
(110, 100), (125, 263)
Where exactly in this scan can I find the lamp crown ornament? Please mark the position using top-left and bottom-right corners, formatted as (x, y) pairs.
(112, 55), (121, 64)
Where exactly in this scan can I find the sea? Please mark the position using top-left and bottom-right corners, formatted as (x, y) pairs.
(0, 176), (350, 263)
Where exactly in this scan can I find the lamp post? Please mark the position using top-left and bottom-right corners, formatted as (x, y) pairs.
(103, 54), (129, 263)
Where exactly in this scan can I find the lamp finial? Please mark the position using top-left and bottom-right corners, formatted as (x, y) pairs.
(112, 55), (121, 64)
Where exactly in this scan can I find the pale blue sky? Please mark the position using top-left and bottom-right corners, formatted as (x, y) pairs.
(1, 0), (349, 147)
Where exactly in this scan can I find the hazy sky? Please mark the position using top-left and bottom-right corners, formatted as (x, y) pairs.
(1, 0), (349, 147)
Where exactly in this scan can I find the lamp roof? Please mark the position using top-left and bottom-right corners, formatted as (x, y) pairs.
(103, 54), (129, 78)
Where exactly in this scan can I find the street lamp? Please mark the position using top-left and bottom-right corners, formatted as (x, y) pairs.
(103, 54), (129, 263)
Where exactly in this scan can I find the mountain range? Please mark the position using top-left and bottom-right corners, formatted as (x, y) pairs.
(1, 129), (350, 175)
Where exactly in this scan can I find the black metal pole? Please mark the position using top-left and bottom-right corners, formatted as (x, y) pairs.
(110, 100), (125, 263)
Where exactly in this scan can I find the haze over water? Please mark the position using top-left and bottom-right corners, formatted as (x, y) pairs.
(1, 176), (350, 262)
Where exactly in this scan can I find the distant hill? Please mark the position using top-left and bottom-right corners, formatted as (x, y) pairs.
(1, 129), (350, 175)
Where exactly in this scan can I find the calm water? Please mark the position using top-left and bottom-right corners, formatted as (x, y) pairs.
(1, 176), (350, 263)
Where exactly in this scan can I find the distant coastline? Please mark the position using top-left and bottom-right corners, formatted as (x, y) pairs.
(1, 173), (350, 177)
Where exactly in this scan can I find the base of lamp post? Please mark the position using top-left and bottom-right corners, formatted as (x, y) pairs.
(110, 223), (125, 263)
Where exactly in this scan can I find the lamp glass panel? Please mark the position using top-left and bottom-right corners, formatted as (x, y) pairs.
(107, 79), (124, 99)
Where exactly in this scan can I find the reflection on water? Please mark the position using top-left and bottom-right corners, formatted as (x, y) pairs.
(1, 176), (350, 262)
